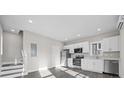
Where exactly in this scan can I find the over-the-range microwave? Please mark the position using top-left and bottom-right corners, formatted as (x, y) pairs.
(74, 48), (82, 53)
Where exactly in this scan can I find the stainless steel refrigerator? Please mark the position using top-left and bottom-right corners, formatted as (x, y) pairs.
(60, 49), (70, 67)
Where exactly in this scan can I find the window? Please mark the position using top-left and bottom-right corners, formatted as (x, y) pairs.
(31, 43), (37, 57)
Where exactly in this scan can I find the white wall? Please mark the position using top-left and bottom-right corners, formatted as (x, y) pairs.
(0, 24), (3, 64)
(2, 31), (23, 62)
(23, 31), (63, 73)
(119, 28), (124, 77)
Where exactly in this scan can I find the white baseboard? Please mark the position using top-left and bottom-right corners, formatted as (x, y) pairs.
(119, 74), (124, 78)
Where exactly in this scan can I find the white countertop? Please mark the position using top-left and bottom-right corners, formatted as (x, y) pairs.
(68, 57), (120, 61)
(103, 58), (120, 61)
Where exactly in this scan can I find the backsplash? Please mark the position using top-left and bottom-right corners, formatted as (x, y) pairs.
(69, 51), (120, 59)
(103, 51), (120, 58)
(71, 53), (89, 58)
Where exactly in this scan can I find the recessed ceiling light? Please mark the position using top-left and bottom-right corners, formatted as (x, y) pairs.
(11, 29), (15, 32)
(77, 34), (81, 37)
(65, 38), (68, 41)
(28, 19), (33, 23)
(97, 28), (101, 31)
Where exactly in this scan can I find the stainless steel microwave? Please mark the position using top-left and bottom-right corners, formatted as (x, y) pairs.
(74, 48), (82, 53)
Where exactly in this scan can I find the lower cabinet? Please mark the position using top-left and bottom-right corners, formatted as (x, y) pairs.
(81, 59), (104, 73)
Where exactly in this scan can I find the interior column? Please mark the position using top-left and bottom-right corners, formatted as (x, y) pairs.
(120, 27), (124, 77)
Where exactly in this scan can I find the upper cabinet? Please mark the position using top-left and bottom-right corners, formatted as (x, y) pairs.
(82, 42), (90, 53)
(103, 36), (120, 52)
(68, 45), (74, 53)
(90, 41), (103, 56)
(63, 44), (75, 53)
(63, 41), (89, 53)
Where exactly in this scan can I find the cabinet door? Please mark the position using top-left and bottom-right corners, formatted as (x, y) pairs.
(69, 49), (74, 53)
(83, 42), (89, 53)
(103, 38), (110, 52)
(81, 59), (88, 70)
(97, 41), (102, 50)
(110, 36), (120, 51)
(83, 59), (92, 71)
(69, 45), (74, 53)
(103, 36), (120, 52)
(63, 45), (69, 49)
(88, 60), (93, 71)
(93, 60), (104, 73)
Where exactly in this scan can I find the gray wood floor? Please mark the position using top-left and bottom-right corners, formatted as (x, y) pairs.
(23, 67), (119, 78)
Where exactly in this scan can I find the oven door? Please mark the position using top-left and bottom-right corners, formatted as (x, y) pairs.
(73, 59), (81, 66)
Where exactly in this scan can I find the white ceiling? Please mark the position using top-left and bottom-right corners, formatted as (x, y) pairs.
(0, 15), (119, 42)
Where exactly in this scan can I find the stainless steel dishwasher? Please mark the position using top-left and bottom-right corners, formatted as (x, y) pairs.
(104, 60), (119, 75)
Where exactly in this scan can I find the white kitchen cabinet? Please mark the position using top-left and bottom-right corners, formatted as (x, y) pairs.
(90, 41), (103, 56)
(74, 42), (89, 53)
(110, 36), (120, 51)
(103, 36), (120, 52)
(63, 41), (89, 53)
(68, 58), (73, 68)
(69, 45), (74, 53)
(63, 45), (69, 49)
(103, 38), (109, 51)
(81, 59), (104, 73)
(97, 41), (103, 51)
(83, 42), (89, 53)
(93, 59), (104, 73)
(81, 59), (93, 71)
(81, 60), (88, 70)
(69, 48), (74, 53)
(63, 45), (74, 53)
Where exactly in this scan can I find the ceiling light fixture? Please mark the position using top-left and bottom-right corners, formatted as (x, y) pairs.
(65, 38), (68, 41)
(11, 29), (15, 32)
(28, 19), (33, 23)
(77, 34), (81, 37)
(97, 28), (101, 31)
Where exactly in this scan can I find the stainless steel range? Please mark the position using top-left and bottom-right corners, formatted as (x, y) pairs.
(73, 58), (81, 66)
(73, 55), (84, 68)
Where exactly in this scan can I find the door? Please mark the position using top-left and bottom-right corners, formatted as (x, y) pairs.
(52, 46), (61, 67)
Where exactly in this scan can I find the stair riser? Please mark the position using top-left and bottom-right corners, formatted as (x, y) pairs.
(1, 69), (24, 76)
(1, 65), (23, 71)
(1, 73), (23, 78)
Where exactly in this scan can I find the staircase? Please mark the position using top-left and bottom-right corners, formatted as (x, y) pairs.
(0, 62), (24, 78)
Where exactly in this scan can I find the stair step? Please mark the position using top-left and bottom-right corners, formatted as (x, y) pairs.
(1, 65), (23, 71)
(1, 68), (23, 76)
(2, 63), (23, 67)
(1, 73), (23, 78)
